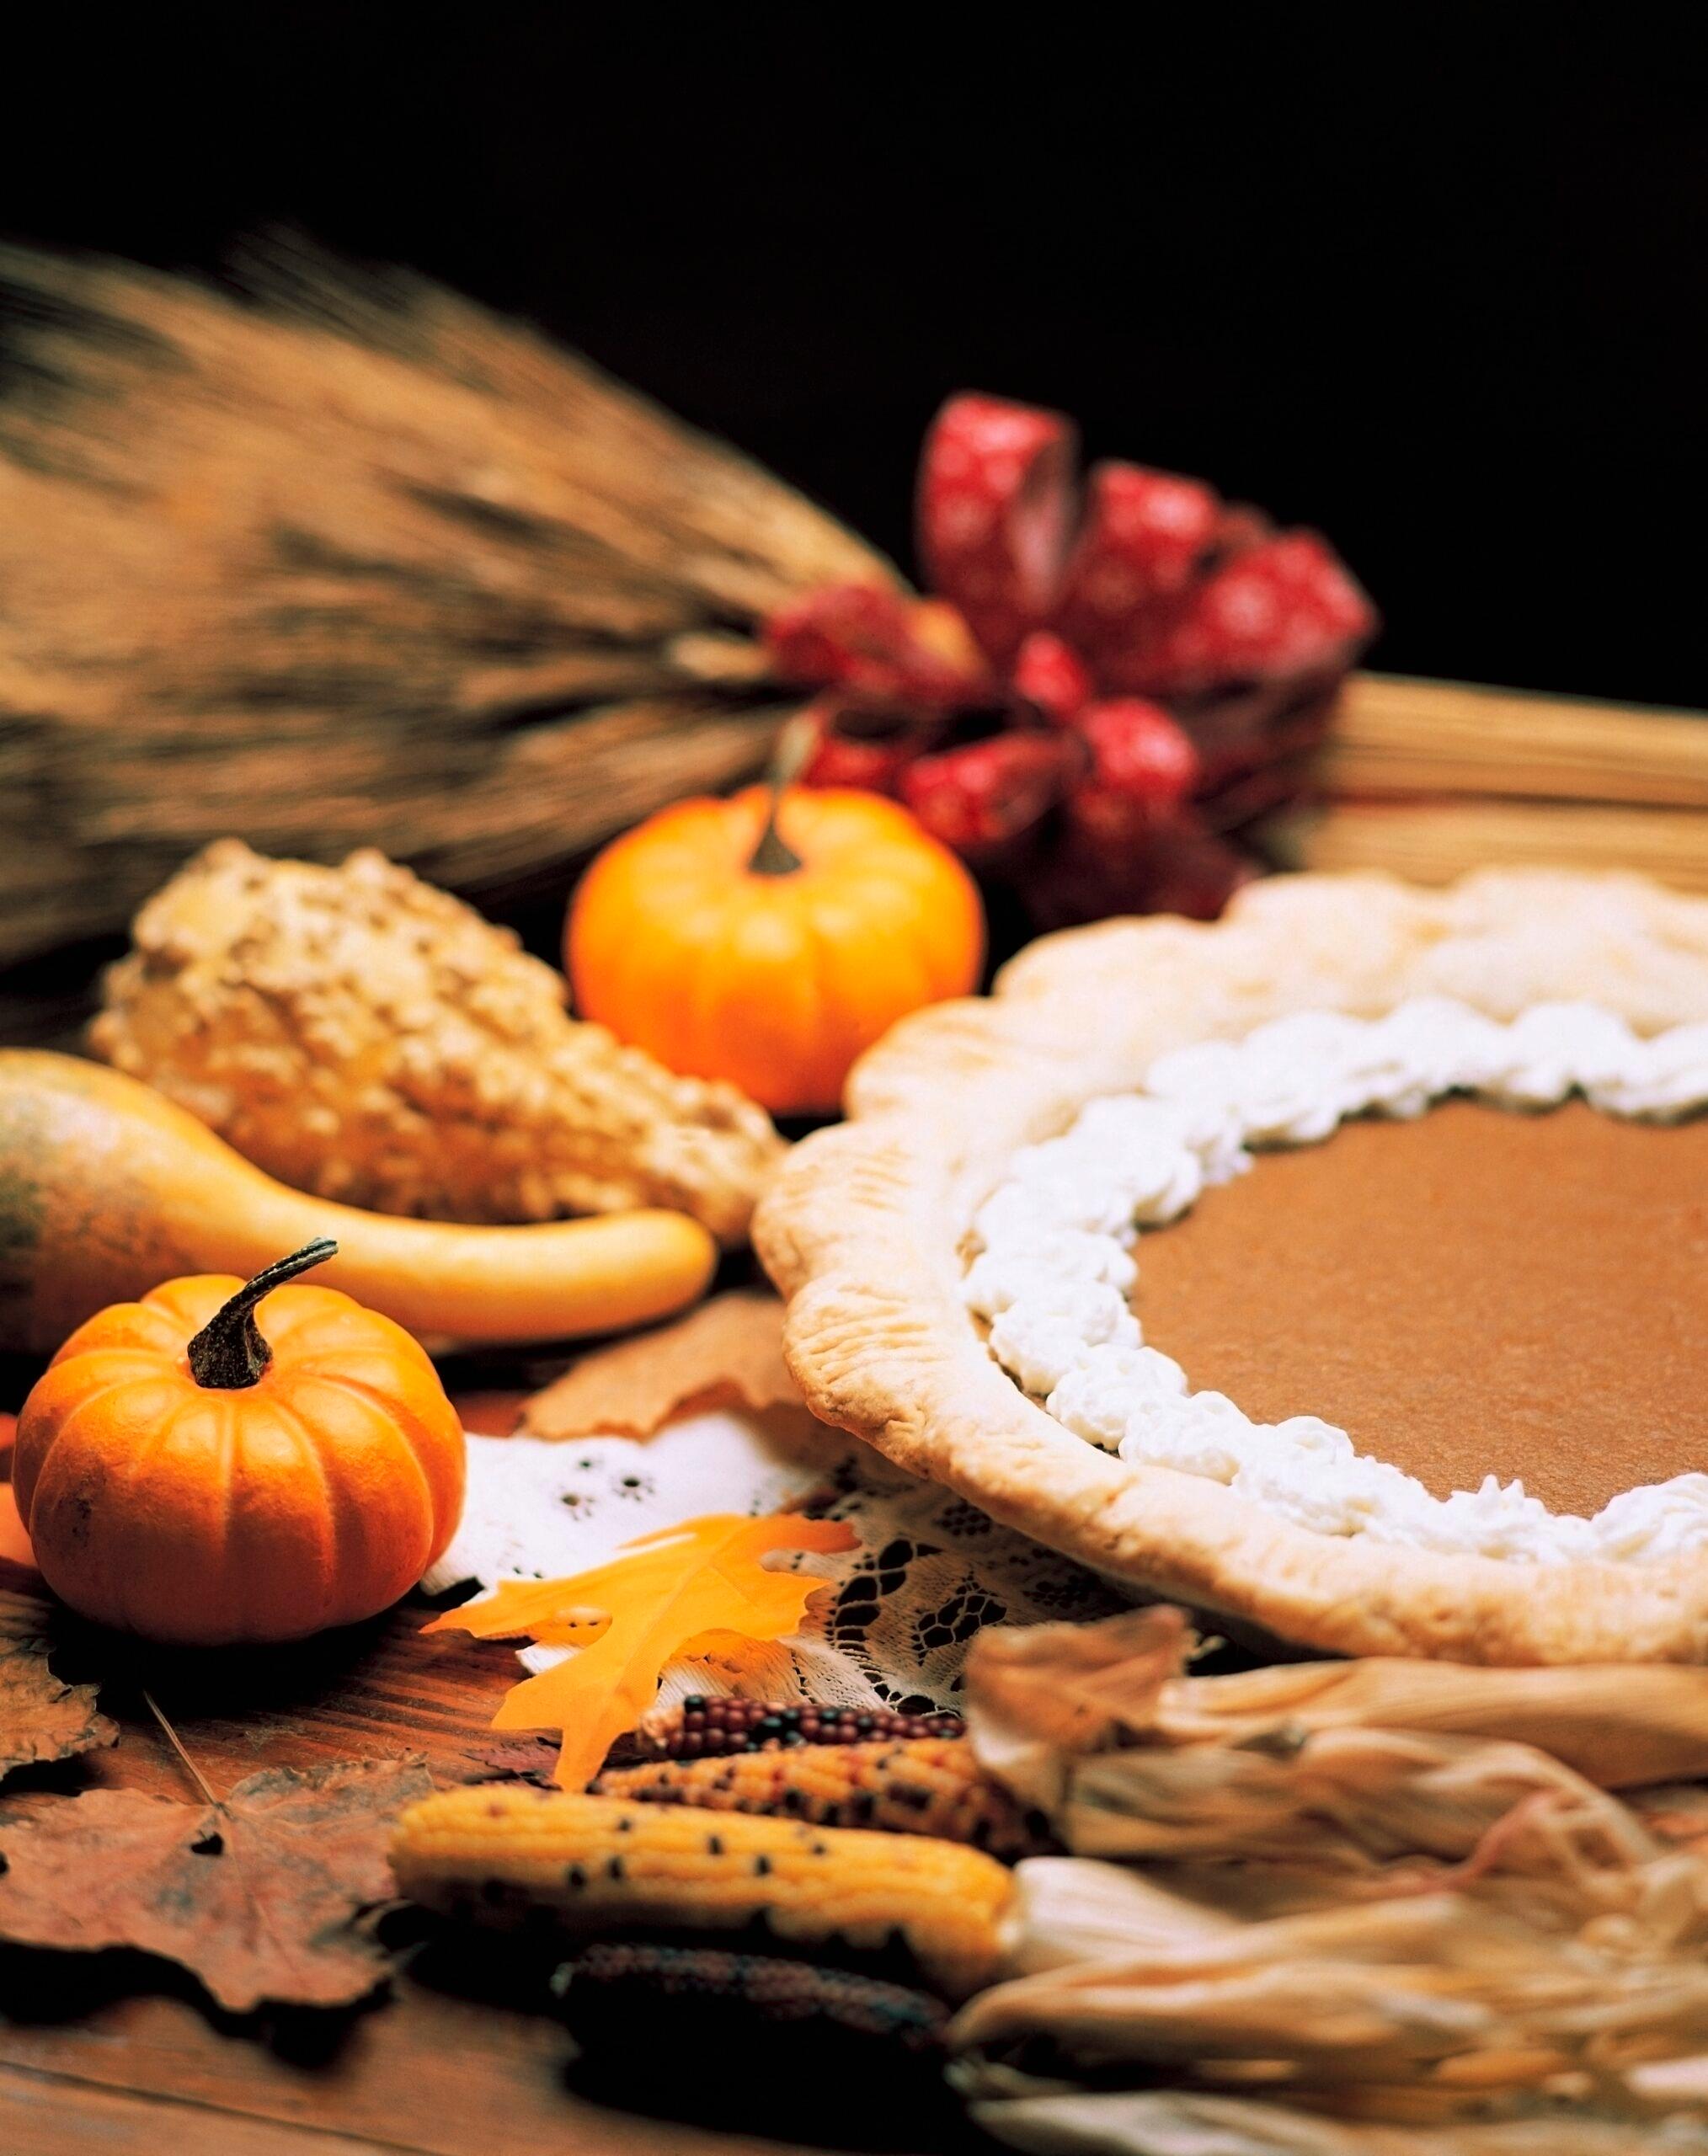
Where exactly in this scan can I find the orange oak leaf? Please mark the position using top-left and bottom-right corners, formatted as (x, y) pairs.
(427, 1513), (857, 1790)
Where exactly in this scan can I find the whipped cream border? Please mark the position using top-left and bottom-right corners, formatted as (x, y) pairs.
(964, 999), (1708, 1566)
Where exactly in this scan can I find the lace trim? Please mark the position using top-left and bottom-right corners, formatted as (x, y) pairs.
(428, 1406), (1121, 1716)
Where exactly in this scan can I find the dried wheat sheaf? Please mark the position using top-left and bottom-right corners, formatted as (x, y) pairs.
(0, 238), (892, 969)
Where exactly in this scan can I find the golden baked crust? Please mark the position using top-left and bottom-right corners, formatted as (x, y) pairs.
(754, 870), (1708, 1665)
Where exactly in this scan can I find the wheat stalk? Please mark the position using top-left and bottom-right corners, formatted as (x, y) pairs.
(1282, 798), (1708, 894)
(1328, 675), (1708, 807)
(3, 246), (1702, 981)
(0, 238), (894, 969)
(1272, 675), (1708, 891)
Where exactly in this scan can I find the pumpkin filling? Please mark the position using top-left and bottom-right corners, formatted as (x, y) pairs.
(1133, 1099), (1708, 1519)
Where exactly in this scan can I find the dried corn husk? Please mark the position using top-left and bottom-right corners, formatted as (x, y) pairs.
(966, 1607), (1708, 1811)
(950, 1608), (1708, 2148)
(961, 2086), (1708, 2153)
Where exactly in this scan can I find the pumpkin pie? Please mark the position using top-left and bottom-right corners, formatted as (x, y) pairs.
(755, 871), (1708, 1663)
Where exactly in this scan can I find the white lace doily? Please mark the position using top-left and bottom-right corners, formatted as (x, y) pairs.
(426, 1407), (1122, 1716)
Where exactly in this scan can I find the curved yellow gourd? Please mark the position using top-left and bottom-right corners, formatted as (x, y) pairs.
(0, 1053), (717, 1354)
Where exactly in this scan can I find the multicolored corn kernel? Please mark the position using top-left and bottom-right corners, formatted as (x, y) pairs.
(389, 1785), (1013, 1998)
(593, 1735), (1049, 1860)
(634, 1694), (964, 1761)
(553, 1940), (947, 2059)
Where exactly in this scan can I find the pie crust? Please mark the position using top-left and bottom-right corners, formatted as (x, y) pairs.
(754, 871), (1708, 1664)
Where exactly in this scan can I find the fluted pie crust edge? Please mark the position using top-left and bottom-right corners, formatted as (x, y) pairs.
(754, 871), (1708, 1665)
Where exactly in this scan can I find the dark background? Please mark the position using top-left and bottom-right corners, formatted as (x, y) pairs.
(3, 8), (1704, 707)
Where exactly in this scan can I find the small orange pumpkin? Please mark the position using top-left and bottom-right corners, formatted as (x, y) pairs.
(568, 784), (985, 1115)
(13, 1239), (465, 1646)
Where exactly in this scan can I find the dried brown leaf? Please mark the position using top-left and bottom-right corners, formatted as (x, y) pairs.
(0, 1635), (116, 1785)
(519, 1289), (800, 1438)
(0, 1754), (430, 2011)
(465, 1736), (560, 1785)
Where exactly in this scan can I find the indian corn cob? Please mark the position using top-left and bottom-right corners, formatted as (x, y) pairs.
(634, 1694), (963, 1759)
(552, 1941), (947, 2058)
(390, 1785), (1013, 1998)
(593, 1736), (1048, 1860)
(92, 841), (783, 1245)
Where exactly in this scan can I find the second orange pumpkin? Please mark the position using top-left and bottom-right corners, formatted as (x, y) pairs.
(568, 786), (984, 1116)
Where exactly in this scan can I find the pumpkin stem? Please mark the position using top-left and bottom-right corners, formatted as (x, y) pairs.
(745, 717), (816, 878)
(186, 1238), (339, 1391)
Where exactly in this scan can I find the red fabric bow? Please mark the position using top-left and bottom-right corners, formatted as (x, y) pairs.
(765, 393), (1377, 922)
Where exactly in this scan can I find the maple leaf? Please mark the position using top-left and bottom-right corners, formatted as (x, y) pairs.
(464, 1734), (562, 1785)
(0, 1634), (115, 1786)
(427, 1512), (857, 1790)
(0, 1754), (430, 2011)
